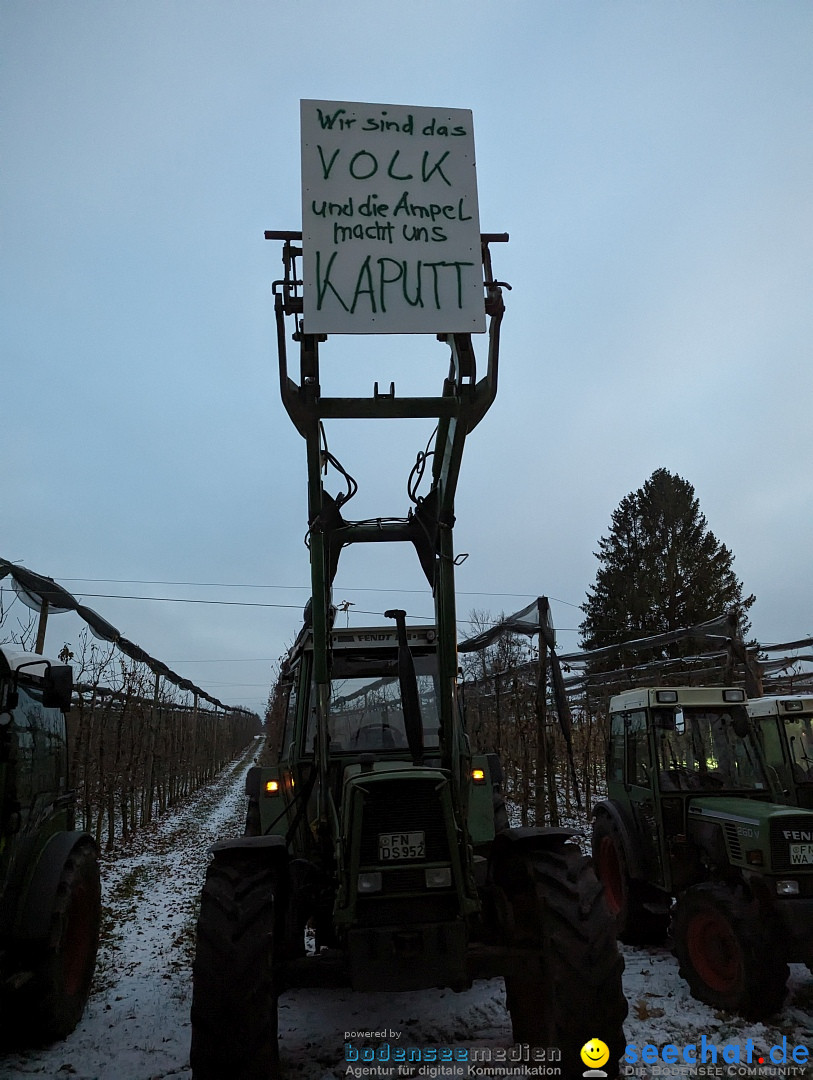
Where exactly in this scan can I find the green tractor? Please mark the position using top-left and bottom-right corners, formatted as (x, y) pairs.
(748, 694), (813, 810)
(189, 232), (627, 1078)
(0, 646), (101, 1043)
(592, 685), (813, 1018)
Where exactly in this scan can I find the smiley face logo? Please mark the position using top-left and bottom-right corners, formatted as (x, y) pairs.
(580, 1038), (610, 1073)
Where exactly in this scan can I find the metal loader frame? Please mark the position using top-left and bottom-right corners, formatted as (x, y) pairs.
(266, 228), (508, 850)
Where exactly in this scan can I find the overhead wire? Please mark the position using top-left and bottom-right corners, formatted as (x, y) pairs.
(51, 576), (576, 604)
(1, 587), (588, 633)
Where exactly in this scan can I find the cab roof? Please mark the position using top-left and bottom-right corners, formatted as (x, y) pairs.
(330, 626), (437, 650)
(609, 686), (747, 712)
(285, 623), (438, 666)
(747, 694), (813, 717)
(0, 646), (59, 679)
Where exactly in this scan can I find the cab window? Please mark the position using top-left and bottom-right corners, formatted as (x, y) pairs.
(608, 713), (625, 783)
(626, 710), (652, 787)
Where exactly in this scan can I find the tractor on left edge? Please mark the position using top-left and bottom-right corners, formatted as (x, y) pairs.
(0, 646), (101, 1045)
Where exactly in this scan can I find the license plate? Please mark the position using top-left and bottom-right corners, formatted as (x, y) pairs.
(378, 831), (425, 860)
(790, 843), (813, 866)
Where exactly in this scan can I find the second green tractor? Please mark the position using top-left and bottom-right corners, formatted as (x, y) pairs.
(592, 685), (813, 1018)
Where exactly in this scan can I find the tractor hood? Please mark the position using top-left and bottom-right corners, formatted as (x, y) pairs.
(688, 797), (813, 874)
(687, 796), (813, 827)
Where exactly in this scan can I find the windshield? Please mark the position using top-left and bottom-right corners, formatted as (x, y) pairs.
(786, 716), (813, 782)
(654, 706), (768, 792)
(316, 654), (441, 753)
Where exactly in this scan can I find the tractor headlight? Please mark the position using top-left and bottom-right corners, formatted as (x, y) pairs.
(358, 872), (382, 893)
(425, 867), (452, 889)
(776, 879), (800, 896)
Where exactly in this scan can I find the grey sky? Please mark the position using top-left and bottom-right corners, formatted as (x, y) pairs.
(2, 1), (811, 714)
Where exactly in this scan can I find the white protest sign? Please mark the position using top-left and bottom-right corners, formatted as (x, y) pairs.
(301, 99), (485, 335)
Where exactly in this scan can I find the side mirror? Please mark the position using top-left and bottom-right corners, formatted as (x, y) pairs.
(43, 665), (73, 712)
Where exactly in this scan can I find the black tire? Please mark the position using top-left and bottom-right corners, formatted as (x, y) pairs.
(32, 839), (101, 1042)
(190, 849), (281, 1080)
(672, 881), (788, 1018)
(591, 811), (668, 945)
(493, 840), (627, 1075)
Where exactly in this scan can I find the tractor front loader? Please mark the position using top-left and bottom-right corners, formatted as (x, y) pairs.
(190, 232), (627, 1078)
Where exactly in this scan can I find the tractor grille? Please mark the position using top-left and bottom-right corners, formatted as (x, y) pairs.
(770, 817), (813, 872)
(723, 821), (743, 862)
(359, 777), (451, 865)
(380, 867), (427, 893)
(355, 894), (459, 926)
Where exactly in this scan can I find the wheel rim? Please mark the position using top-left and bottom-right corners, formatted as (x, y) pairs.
(686, 908), (742, 993)
(597, 835), (624, 917)
(62, 880), (96, 997)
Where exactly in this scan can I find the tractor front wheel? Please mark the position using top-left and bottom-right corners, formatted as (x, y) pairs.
(672, 882), (788, 1018)
(32, 839), (101, 1042)
(591, 811), (668, 944)
(494, 840), (627, 1073)
(190, 849), (281, 1079)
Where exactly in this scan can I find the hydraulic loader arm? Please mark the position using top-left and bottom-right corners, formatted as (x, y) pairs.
(266, 228), (508, 815)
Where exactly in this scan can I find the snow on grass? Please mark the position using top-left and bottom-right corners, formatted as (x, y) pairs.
(2, 755), (811, 1080)
(621, 947), (813, 1077)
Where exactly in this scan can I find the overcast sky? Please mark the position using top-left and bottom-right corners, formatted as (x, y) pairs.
(2, 1), (811, 715)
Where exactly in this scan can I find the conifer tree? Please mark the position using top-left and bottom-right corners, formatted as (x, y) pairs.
(579, 469), (754, 660)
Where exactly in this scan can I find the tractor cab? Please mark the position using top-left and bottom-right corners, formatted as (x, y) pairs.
(748, 694), (813, 809)
(602, 686), (774, 893)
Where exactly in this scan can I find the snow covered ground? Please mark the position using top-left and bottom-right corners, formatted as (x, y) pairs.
(2, 747), (811, 1080)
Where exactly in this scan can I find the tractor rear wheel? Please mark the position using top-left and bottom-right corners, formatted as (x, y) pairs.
(591, 811), (668, 944)
(494, 839), (627, 1073)
(190, 849), (280, 1079)
(32, 839), (101, 1041)
(672, 882), (788, 1018)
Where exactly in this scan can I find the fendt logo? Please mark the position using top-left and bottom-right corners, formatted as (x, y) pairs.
(783, 829), (813, 841)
